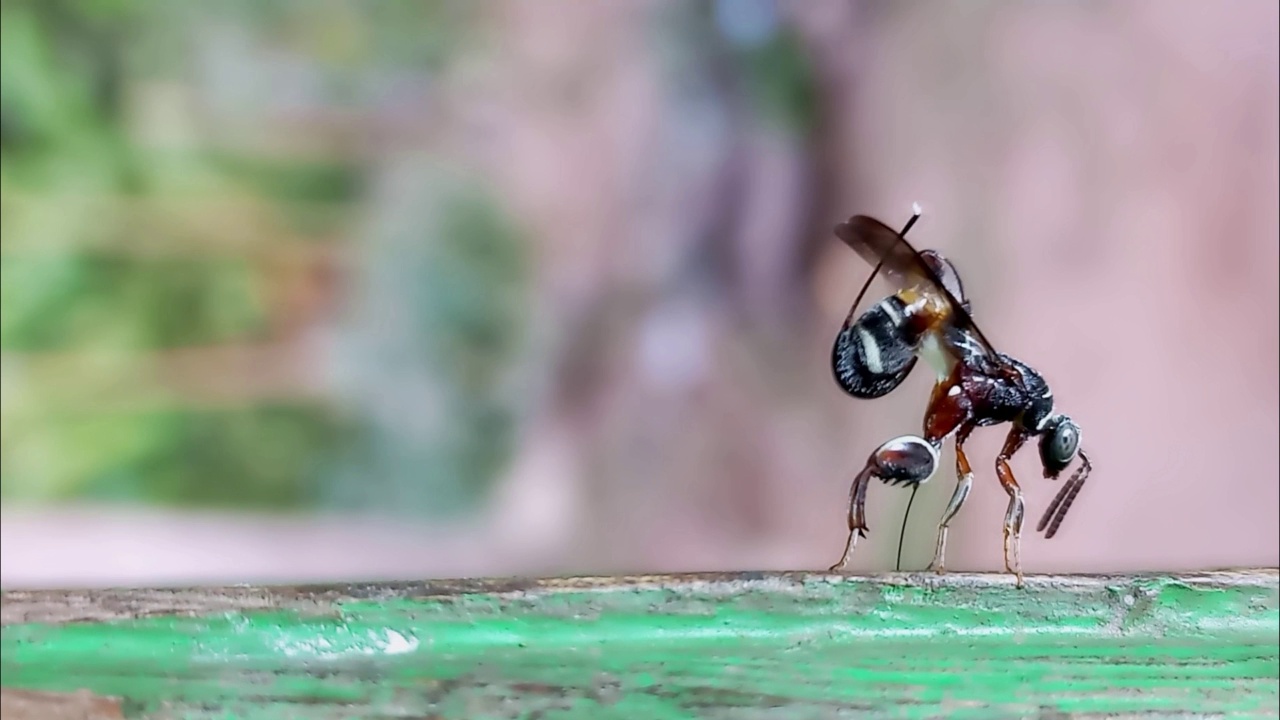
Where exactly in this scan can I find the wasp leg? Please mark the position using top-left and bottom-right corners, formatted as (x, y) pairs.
(828, 435), (940, 572)
(927, 424), (976, 574)
(828, 464), (873, 572)
(995, 427), (1031, 587)
(918, 371), (975, 574)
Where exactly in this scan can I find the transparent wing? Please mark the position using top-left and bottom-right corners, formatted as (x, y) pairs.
(834, 214), (1001, 364)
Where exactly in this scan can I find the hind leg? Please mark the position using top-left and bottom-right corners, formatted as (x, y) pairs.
(828, 435), (941, 572)
(927, 423), (976, 574)
(916, 374), (976, 573)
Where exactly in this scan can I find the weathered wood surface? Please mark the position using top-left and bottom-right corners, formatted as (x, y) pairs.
(2, 570), (1278, 719)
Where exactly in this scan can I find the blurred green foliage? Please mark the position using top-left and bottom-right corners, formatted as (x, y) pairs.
(1, 0), (530, 517)
(733, 29), (819, 136)
(0, 1), (353, 508)
(325, 172), (530, 518)
(654, 1), (819, 137)
(418, 186), (529, 509)
(1, 253), (264, 351)
(214, 156), (364, 205)
(3, 404), (342, 507)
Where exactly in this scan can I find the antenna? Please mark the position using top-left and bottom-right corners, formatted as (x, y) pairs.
(894, 202), (923, 572)
(902, 202), (922, 235)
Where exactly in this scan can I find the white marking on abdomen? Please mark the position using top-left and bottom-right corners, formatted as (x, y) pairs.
(877, 298), (902, 325)
(857, 328), (884, 374)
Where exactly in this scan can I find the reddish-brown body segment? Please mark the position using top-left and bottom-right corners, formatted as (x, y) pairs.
(826, 212), (1090, 586)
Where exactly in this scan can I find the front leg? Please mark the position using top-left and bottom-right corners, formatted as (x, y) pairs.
(828, 435), (940, 572)
(995, 427), (1031, 586)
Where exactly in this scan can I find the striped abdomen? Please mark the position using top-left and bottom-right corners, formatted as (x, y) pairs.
(832, 296), (923, 399)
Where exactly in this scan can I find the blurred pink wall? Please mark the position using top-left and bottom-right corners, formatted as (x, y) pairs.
(798, 0), (1280, 573)
(2, 0), (1276, 588)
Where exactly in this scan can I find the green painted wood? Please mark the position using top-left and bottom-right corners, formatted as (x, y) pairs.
(2, 570), (1277, 719)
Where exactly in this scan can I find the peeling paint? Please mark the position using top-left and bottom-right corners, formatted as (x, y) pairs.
(2, 571), (1277, 718)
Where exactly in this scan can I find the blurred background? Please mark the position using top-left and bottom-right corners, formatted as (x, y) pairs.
(1, 0), (1276, 589)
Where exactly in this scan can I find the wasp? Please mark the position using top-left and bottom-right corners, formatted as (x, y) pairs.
(826, 206), (1092, 585)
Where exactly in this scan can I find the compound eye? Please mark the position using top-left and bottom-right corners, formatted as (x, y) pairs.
(1038, 416), (1081, 477)
(1052, 422), (1080, 464)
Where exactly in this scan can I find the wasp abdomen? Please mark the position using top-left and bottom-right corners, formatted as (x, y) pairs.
(832, 297), (921, 399)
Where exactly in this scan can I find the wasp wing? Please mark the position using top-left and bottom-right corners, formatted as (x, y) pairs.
(834, 214), (1003, 366)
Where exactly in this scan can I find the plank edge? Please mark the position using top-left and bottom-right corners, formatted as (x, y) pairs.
(3, 568), (1276, 626)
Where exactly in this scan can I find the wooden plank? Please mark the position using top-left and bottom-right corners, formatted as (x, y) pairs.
(0, 688), (123, 720)
(2, 570), (1277, 718)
